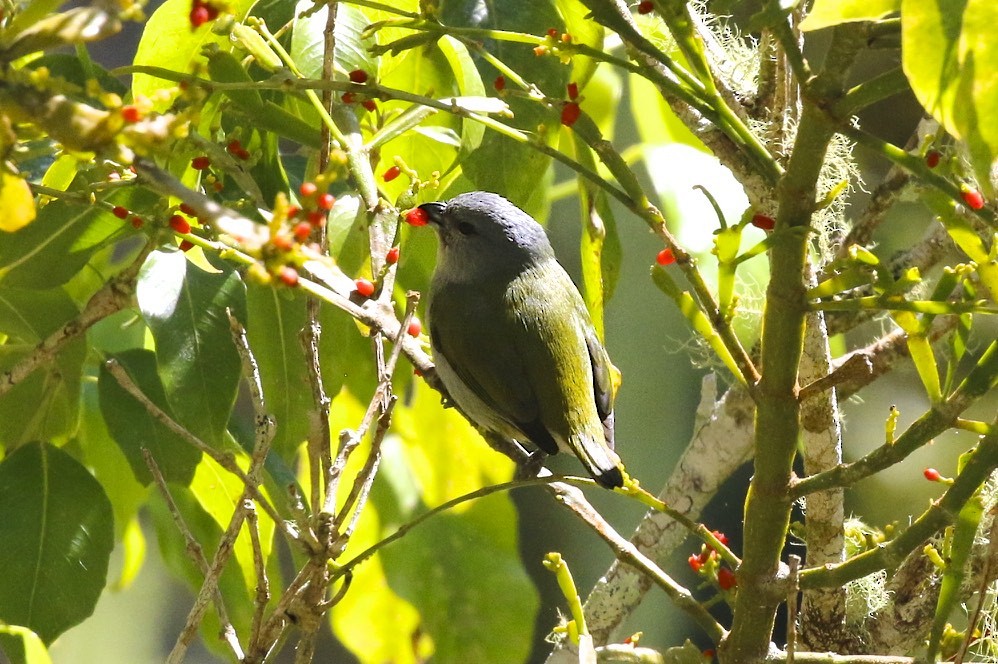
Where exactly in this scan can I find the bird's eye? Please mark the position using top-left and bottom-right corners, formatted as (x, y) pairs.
(456, 221), (477, 236)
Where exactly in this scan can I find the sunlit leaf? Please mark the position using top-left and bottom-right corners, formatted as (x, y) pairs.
(380, 493), (538, 664)
(392, 381), (514, 508)
(137, 249), (246, 448)
(98, 349), (202, 485)
(902, 0), (998, 184)
(0, 624), (52, 664)
(0, 172), (36, 232)
(0, 288), (84, 445)
(800, 0), (900, 31)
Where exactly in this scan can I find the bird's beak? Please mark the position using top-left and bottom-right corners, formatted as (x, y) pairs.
(417, 201), (446, 226)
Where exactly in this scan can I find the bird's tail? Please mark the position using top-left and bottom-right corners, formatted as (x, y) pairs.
(571, 434), (624, 489)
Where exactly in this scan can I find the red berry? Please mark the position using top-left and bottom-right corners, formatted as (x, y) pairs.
(293, 221), (312, 242)
(637, 0), (654, 14)
(130, 215), (144, 228)
(386, 246), (400, 264)
(383, 165), (401, 182)
(286, 205), (301, 219)
(300, 181), (318, 198)
(272, 234), (294, 252)
(961, 186), (985, 210)
(226, 138), (242, 154)
(121, 105), (142, 123)
(546, 28), (559, 38)
(348, 69), (369, 83)
(341, 92), (356, 104)
(307, 210), (326, 227)
(560, 101), (581, 127)
(405, 207), (429, 226)
(924, 467), (942, 482)
(204, 3), (219, 20)
(235, 147), (251, 160)
(278, 266), (299, 287)
(688, 554), (702, 573)
(191, 155), (211, 170)
(407, 317), (422, 337)
(567, 82), (579, 100)
(179, 239), (195, 252)
(190, 4), (210, 27)
(717, 567), (737, 590)
(925, 149), (941, 168)
(533, 46), (548, 57)
(169, 214), (191, 234)
(361, 99), (377, 112)
(354, 278), (376, 298)
(112, 205), (129, 219)
(656, 248), (675, 265)
(751, 213), (775, 231)
(494, 75), (506, 92)
(179, 203), (197, 216)
(711, 530), (728, 546)
(316, 193), (335, 210)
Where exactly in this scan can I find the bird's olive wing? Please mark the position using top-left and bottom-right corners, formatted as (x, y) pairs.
(506, 263), (608, 441)
(585, 324), (616, 450)
(428, 280), (555, 451)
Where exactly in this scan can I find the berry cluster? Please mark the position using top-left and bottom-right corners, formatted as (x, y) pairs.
(688, 530), (737, 591)
(342, 69), (377, 112)
(189, 0), (222, 29)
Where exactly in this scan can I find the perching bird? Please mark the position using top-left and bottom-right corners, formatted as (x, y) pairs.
(413, 191), (624, 488)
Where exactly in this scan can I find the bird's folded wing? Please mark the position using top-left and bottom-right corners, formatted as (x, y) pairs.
(429, 280), (543, 440)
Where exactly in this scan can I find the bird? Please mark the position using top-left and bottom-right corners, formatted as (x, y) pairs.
(412, 191), (624, 489)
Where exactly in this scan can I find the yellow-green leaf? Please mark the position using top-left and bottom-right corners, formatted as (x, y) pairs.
(800, 0), (900, 31)
(0, 172), (36, 232)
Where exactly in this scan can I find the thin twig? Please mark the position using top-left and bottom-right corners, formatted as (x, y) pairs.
(143, 449), (245, 661)
(787, 554), (800, 664)
(0, 240), (152, 397)
(104, 358), (294, 544)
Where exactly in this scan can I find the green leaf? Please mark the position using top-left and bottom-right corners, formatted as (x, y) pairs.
(0, 443), (113, 644)
(629, 73), (706, 151)
(392, 382), (514, 508)
(0, 198), (126, 289)
(557, 0), (606, 86)
(291, 1), (377, 80)
(800, 0), (900, 31)
(328, 392), (427, 663)
(205, 50), (321, 148)
(146, 482), (256, 653)
(0, 288), (85, 445)
(331, 514), (428, 663)
(0, 624), (52, 664)
(186, 444), (275, 597)
(0, 172), (36, 232)
(902, 0), (998, 184)
(132, 0), (256, 107)
(438, 35), (488, 157)
(98, 349), (202, 485)
(245, 284), (312, 457)
(0, 8), (119, 62)
(79, 374), (149, 541)
(137, 250), (246, 448)
(449, 0), (567, 211)
(375, 37), (465, 201)
(380, 494), (539, 664)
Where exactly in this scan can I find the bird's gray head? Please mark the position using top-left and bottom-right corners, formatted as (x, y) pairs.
(417, 192), (554, 277)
